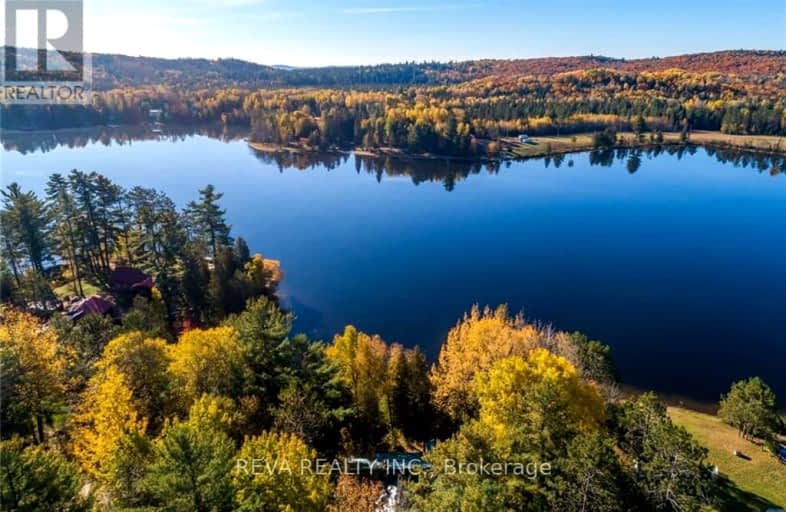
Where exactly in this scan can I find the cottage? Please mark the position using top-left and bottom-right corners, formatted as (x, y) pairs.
(111, 267), (154, 296)
(67, 295), (115, 321)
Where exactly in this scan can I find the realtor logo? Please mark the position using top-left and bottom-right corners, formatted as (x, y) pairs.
(2, 0), (92, 104)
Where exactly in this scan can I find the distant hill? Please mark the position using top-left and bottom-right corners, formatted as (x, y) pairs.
(2, 47), (784, 90)
(472, 51), (786, 79)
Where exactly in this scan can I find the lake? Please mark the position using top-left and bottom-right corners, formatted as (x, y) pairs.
(2, 126), (785, 406)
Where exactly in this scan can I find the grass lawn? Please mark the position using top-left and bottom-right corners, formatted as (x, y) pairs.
(669, 407), (786, 511)
(52, 279), (102, 298)
(500, 131), (785, 160)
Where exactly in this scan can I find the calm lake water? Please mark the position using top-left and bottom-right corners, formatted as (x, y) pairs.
(3, 127), (785, 405)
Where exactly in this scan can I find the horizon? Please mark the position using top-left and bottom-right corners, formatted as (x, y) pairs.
(2, 0), (783, 67)
(4, 45), (784, 69)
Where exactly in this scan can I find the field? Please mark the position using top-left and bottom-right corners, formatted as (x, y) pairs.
(669, 407), (786, 511)
(501, 131), (786, 159)
(52, 280), (102, 298)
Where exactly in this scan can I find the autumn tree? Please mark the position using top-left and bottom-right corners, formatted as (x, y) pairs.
(98, 332), (174, 434)
(414, 351), (605, 511)
(329, 475), (384, 512)
(430, 305), (540, 422)
(168, 326), (246, 409)
(70, 366), (148, 481)
(233, 431), (331, 512)
(0, 310), (65, 443)
(327, 326), (389, 446)
(474, 351), (605, 459)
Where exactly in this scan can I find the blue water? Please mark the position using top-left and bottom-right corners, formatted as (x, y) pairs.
(3, 131), (785, 404)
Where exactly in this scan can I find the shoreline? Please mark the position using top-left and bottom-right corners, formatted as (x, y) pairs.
(249, 130), (786, 162)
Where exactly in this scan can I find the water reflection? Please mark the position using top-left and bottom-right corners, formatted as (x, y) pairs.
(3, 125), (784, 183)
(254, 146), (783, 190)
(1, 124), (247, 155)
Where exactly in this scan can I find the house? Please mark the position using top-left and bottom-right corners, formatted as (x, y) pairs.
(67, 295), (115, 321)
(149, 109), (163, 122)
(111, 267), (154, 296)
(518, 134), (530, 142)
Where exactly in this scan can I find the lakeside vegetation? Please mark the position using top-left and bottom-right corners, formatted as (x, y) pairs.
(2, 173), (784, 511)
(250, 129), (786, 162)
(670, 407), (786, 511)
(2, 50), (785, 160)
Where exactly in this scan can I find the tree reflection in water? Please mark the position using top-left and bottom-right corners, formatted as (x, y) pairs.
(3, 125), (783, 186)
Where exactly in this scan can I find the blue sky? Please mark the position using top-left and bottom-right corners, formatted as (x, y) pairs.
(81, 0), (786, 65)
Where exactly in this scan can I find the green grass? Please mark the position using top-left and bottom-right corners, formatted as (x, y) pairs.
(52, 279), (102, 298)
(669, 407), (786, 511)
(500, 131), (786, 160)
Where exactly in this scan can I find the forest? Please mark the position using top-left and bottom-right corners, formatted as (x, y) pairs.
(2, 49), (785, 157)
(1, 173), (783, 511)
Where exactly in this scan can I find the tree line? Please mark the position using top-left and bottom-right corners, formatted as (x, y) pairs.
(2, 296), (782, 511)
(3, 64), (785, 156)
(1, 172), (277, 326)
(2, 173), (783, 511)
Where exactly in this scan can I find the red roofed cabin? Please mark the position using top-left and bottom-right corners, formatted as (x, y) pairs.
(111, 267), (154, 298)
(66, 295), (115, 322)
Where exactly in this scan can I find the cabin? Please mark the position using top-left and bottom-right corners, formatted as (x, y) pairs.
(66, 295), (115, 321)
(111, 267), (154, 298)
(518, 134), (530, 142)
(149, 109), (163, 122)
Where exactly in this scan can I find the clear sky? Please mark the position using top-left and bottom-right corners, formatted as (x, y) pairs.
(56, 0), (786, 65)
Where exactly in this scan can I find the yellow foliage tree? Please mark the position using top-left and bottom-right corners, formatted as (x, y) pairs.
(326, 326), (389, 428)
(97, 331), (173, 433)
(233, 431), (331, 512)
(70, 366), (147, 480)
(186, 393), (244, 437)
(0, 309), (65, 443)
(474, 350), (605, 458)
(430, 305), (541, 421)
(168, 326), (245, 408)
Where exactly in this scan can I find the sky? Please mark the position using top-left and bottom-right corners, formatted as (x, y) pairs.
(6, 0), (786, 66)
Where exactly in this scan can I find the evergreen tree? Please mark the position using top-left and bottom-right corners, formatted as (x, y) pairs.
(1, 183), (52, 274)
(145, 417), (236, 512)
(186, 185), (232, 258)
(46, 174), (85, 296)
(549, 431), (625, 512)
